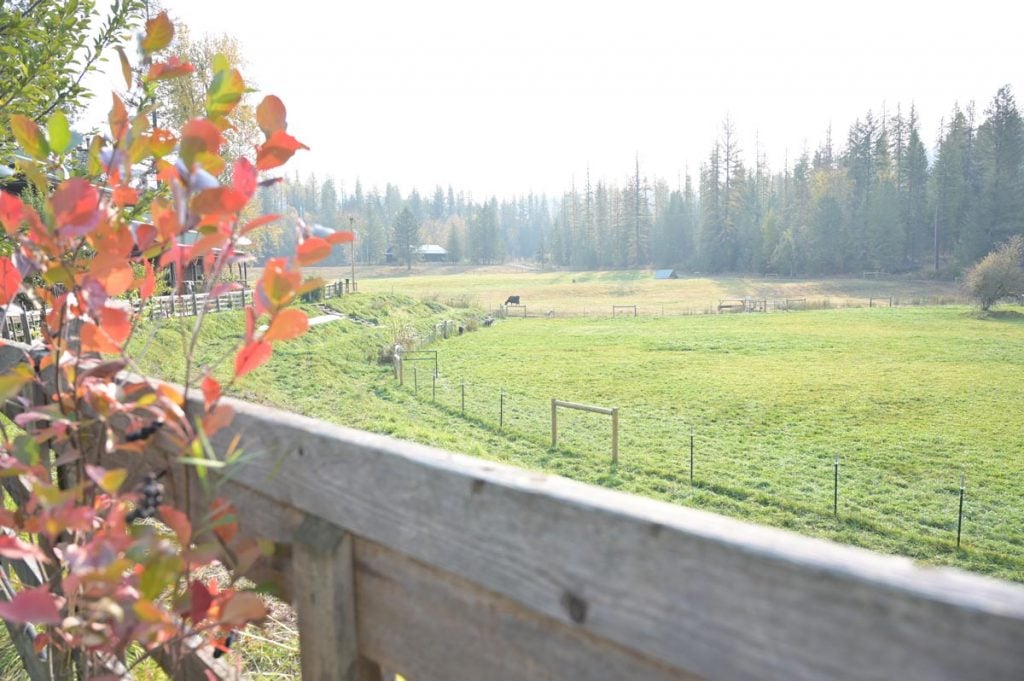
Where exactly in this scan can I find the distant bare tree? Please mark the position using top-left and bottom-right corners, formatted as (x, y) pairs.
(965, 235), (1024, 310)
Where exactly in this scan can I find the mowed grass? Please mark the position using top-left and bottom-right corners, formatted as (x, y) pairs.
(134, 293), (1024, 582)
(349, 267), (966, 315)
(416, 306), (1024, 581)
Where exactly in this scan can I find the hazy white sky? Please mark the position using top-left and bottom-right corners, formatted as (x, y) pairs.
(89, 0), (1023, 198)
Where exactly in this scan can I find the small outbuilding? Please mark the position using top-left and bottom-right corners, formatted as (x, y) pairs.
(654, 269), (679, 280)
(416, 244), (448, 263)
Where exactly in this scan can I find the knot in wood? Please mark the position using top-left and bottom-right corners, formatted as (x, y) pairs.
(561, 590), (588, 624)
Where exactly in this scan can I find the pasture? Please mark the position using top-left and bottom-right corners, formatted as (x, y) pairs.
(134, 279), (1024, 581)
(348, 266), (966, 314)
(410, 306), (1024, 581)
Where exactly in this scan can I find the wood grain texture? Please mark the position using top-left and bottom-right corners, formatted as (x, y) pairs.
(354, 537), (697, 681)
(206, 396), (1024, 681)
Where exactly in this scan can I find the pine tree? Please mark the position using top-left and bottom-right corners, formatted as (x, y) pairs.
(970, 86), (1024, 260)
(394, 207), (419, 270)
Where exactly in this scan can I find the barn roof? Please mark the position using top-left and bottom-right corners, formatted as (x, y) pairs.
(416, 244), (448, 255)
(654, 269), (678, 279)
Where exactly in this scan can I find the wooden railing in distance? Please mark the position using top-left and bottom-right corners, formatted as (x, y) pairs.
(1, 343), (1024, 680)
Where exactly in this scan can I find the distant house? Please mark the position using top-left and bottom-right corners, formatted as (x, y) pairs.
(416, 244), (448, 263)
(654, 269), (679, 280)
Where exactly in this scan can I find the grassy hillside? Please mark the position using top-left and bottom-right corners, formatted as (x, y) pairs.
(134, 296), (1024, 582)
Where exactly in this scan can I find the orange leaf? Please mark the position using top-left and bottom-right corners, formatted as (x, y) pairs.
(112, 184), (138, 207)
(100, 305), (132, 344)
(256, 95), (287, 138)
(80, 322), (121, 354)
(0, 257), (21, 306)
(140, 260), (156, 300)
(325, 230), (356, 245)
(234, 341), (272, 378)
(255, 130), (308, 171)
(191, 187), (248, 215)
(202, 403), (234, 436)
(141, 11), (174, 54)
(51, 178), (100, 236)
(146, 56), (194, 81)
(263, 308), (308, 343)
(296, 237), (331, 266)
(0, 192), (25, 234)
(180, 119), (224, 166)
(219, 592), (266, 625)
(210, 498), (238, 544)
(201, 375), (221, 409)
(109, 94), (129, 141)
(241, 213), (280, 235)
(158, 505), (192, 547)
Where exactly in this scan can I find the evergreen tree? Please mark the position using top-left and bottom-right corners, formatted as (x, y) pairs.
(393, 207), (419, 270)
(970, 86), (1024, 260)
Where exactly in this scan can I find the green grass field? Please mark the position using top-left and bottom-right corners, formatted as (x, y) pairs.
(348, 267), (967, 314)
(134, 284), (1024, 582)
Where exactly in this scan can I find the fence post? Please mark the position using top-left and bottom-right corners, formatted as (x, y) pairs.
(957, 473), (965, 549)
(432, 373), (436, 401)
(833, 455), (840, 517)
(689, 425), (694, 485)
(413, 367), (418, 395)
(461, 379), (465, 414)
(611, 408), (619, 464)
(292, 516), (382, 681)
(499, 389), (504, 430)
(190, 288), (199, 316)
(551, 398), (557, 448)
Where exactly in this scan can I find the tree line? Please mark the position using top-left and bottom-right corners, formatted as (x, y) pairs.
(255, 85), (1023, 276)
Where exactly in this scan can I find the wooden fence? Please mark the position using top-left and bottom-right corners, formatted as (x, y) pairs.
(1, 342), (1023, 679)
(0, 281), (349, 344)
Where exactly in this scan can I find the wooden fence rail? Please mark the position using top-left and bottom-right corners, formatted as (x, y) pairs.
(1, 343), (1023, 680)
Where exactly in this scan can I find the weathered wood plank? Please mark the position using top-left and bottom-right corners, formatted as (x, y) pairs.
(205, 397), (1024, 681)
(354, 538), (695, 681)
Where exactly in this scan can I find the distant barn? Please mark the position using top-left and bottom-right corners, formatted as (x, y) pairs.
(416, 244), (449, 263)
(654, 269), (679, 280)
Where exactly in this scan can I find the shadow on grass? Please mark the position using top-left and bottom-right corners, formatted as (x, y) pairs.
(972, 309), (1024, 324)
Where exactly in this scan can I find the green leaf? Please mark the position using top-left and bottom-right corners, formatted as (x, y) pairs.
(211, 52), (230, 74)
(46, 111), (71, 155)
(10, 115), (49, 160)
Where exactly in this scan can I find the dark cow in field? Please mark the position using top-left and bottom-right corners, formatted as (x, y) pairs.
(504, 295), (521, 306)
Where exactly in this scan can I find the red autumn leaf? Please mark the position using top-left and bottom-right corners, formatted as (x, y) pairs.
(9, 115), (49, 161)
(0, 535), (48, 562)
(140, 260), (156, 300)
(180, 119), (224, 166)
(296, 237), (331, 266)
(234, 341), (272, 378)
(0, 192), (24, 234)
(263, 308), (308, 343)
(255, 130), (308, 171)
(158, 505), (192, 547)
(244, 305), (256, 343)
(109, 93), (129, 141)
(141, 11), (174, 54)
(241, 213), (280, 235)
(0, 586), (62, 625)
(233, 158), (257, 199)
(220, 591), (266, 625)
(80, 322), (121, 354)
(146, 56), (194, 82)
(325, 230), (356, 245)
(51, 178), (100, 234)
(99, 305), (132, 344)
(0, 257), (21, 306)
(256, 95), (287, 138)
(257, 258), (301, 310)
(201, 375), (221, 409)
(202, 403), (234, 436)
(191, 187), (248, 215)
(210, 498), (238, 544)
(189, 580), (212, 624)
(112, 184), (138, 207)
(148, 128), (177, 157)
